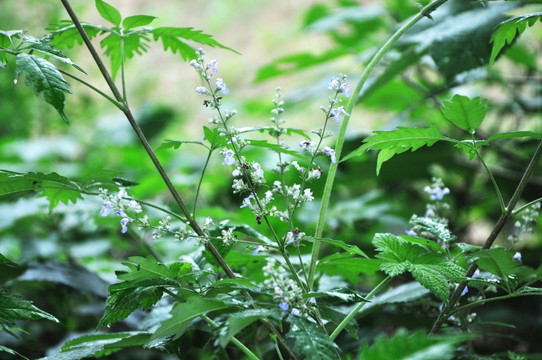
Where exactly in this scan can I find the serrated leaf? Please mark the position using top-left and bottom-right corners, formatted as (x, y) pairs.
(0, 290), (59, 326)
(122, 15), (156, 29)
(157, 139), (207, 151)
(305, 287), (366, 303)
(342, 125), (449, 175)
(21, 36), (85, 73)
(95, 0), (122, 26)
(152, 296), (229, 340)
(15, 53), (71, 123)
(151, 27), (238, 61)
(317, 253), (381, 285)
(246, 140), (307, 160)
(202, 125), (226, 148)
(358, 328), (467, 360)
(373, 234), (465, 302)
(0, 170), (84, 211)
(47, 23), (103, 49)
(100, 31), (151, 79)
(440, 95), (488, 134)
(489, 12), (542, 67)
(286, 316), (339, 360)
(237, 126), (311, 139)
(409, 216), (456, 243)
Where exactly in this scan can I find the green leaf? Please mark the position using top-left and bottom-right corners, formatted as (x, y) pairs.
(152, 296), (229, 340)
(440, 95), (488, 134)
(21, 36), (85, 73)
(0, 30), (24, 66)
(0, 290), (59, 326)
(358, 282), (430, 316)
(488, 131), (542, 142)
(286, 316), (339, 359)
(358, 328), (467, 360)
(95, 0), (122, 26)
(0, 171), (83, 211)
(470, 248), (521, 279)
(317, 253), (381, 284)
(151, 27), (238, 61)
(47, 23), (103, 49)
(122, 15), (156, 30)
(0, 345), (28, 360)
(306, 237), (368, 258)
(342, 125), (449, 175)
(489, 12), (542, 67)
(373, 233), (465, 302)
(246, 140), (307, 160)
(157, 139), (206, 151)
(203, 125), (228, 148)
(39, 332), (151, 360)
(15, 53), (72, 123)
(305, 288), (366, 303)
(220, 308), (280, 347)
(254, 48), (346, 82)
(98, 256), (191, 328)
(409, 216), (456, 243)
(100, 31), (151, 80)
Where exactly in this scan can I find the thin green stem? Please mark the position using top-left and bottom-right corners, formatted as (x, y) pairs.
(449, 291), (542, 318)
(330, 275), (391, 340)
(308, 0), (450, 289)
(430, 140), (542, 335)
(201, 314), (260, 360)
(476, 150), (506, 213)
(193, 149), (213, 216)
(512, 197), (542, 216)
(58, 69), (125, 111)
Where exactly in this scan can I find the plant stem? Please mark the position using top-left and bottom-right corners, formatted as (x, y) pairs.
(193, 149), (213, 216)
(59, 0), (236, 280)
(430, 140), (542, 335)
(58, 69), (125, 111)
(512, 197), (542, 216)
(330, 275), (391, 340)
(476, 150), (505, 213)
(201, 314), (260, 360)
(308, 0), (450, 289)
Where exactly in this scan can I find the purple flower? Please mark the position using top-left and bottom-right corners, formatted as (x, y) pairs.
(120, 218), (129, 234)
(330, 106), (350, 123)
(216, 78), (229, 95)
(513, 252), (522, 262)
(291, 308), (301, 316)
(322, 146), (336, 163)
(195, 86), (209, 94)
(189, 59), (201, 70)
(340, 83), (351, 97)
(208, 59), (218, 74)
(252, 163), (264, 178)
(252, 245), (265, 255)
(279, 300), (289, 311)
(222, 149), (235, 166)
(100, 202), (111, 217)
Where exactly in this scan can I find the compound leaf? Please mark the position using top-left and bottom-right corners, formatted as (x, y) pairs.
(15, 53), (71, 123)
(21, 36), (85, 73)
(440, 95), (488, 134)
(489, 12), (542, 67)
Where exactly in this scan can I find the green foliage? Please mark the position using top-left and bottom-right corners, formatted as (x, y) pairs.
(358, 328), (467, 360)
(342, 125), (449, 175)
(440, 95), (488, 135)
(373, 233), (465, 302)
(14, 53), (72, 123)
(489, 12), (542, 67)
(286, 316), (339, 360)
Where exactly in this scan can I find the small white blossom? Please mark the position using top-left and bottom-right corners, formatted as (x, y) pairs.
(216, 78), (229, 95)
(222, 149), (236, 166)
(322, 146), (336, 163)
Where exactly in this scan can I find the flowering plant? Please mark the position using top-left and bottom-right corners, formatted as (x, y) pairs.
(0, 0), (542, 359)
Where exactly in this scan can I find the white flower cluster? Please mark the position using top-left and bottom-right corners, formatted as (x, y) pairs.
(263, 258), (306, 316)
(509, 202), (540, 244)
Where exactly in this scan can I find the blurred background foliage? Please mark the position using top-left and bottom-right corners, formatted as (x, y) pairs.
(0, 0), (541, 358)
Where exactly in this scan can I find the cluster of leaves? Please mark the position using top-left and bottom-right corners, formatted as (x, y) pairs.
(0, 0), (541, 359)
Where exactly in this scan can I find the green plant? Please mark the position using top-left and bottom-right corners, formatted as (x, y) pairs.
(1, 0), (541, 359)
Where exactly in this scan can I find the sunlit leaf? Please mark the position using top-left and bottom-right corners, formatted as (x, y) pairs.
(440, 95), (488, 134)
(489, 12), (542, 67)
(95, 0), (122, 27)
(0, 30), (24, 66)
(20, 36), (85, 73)
(122, 15), (156, 30)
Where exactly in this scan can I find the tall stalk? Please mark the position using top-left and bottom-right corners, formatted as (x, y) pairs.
(307, 0), (450, 288)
